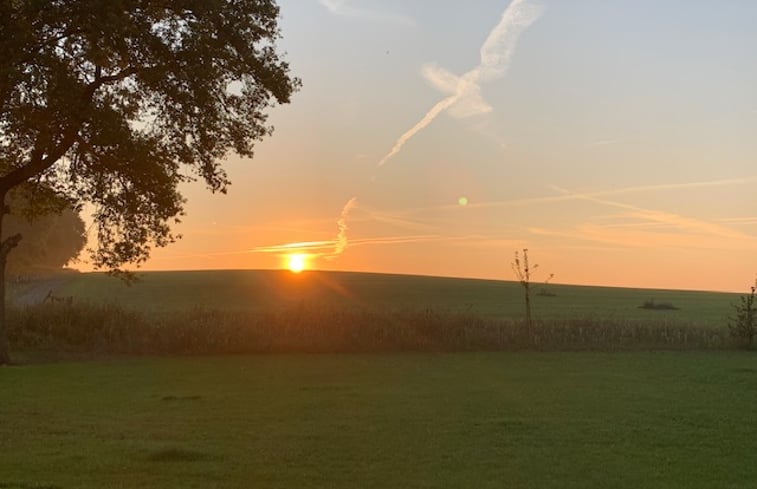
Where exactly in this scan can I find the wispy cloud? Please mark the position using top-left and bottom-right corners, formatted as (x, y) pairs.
(246, 198), (357, 260)
(367, 176), (757, 220)
(586, 138), (623, 147)
(547, 177), (757, 197)
(530, 223), (757, 252)
(328, 197), (358, 260)
(450, 237), (525, 249)
(359, 206), (438, 232)
(334, 176), (757, 257)
(377, 0), (544, 166)
(550, 185), (754, 241)
(250, 234), (467, 255)
(718, 216), (757, 225)
(252, 240), (337, 254)
(531, 184), (757, 252)
(248, 197), (462, 261)
(265, 176), (754, 268)
(318, 0), (413, 25)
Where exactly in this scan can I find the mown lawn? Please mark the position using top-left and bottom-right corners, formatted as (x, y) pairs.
(2, 352), (756, 488)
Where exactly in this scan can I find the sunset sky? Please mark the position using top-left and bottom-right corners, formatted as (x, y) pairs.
(98, 0), (757, 292)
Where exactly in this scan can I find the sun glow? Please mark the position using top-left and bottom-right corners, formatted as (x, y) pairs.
(287, 253), (308, 273)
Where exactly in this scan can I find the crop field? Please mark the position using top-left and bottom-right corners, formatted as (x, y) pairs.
(5, 269), (746, 358)
(2, 352), (757, 489)
(26, 269), (740, 326)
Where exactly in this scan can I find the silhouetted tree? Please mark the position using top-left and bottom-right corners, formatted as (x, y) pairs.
(4, 190), (86, 279)
(0, 0), (300, 364)
(512, 249), (539, 330)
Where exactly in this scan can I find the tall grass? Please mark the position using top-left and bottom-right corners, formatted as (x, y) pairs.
(7, 302), (731, 356)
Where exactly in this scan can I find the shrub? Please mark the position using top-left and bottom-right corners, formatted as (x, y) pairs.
(639, 299), (678, 311)
(728, 280), (756, 348)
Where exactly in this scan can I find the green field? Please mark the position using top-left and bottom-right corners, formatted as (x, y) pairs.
(4, 271), (755, 487)
(2, 352), (757, 488)
(35, 269), (739, 326)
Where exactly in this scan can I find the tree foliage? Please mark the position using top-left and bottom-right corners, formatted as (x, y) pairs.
(3, 189), (86, 279)
(0, 0), (300, 271)
(0, 0), (300, 363)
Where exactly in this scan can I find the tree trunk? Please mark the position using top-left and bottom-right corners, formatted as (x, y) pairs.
(0, 193), (22, 366)
(0, 253), (9, 365)
(524, 282), (532, 330)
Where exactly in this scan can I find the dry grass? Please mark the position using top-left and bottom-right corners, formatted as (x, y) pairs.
(7, 302), (731, 356)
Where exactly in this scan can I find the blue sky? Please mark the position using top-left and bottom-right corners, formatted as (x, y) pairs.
(127, 0), (757, 292)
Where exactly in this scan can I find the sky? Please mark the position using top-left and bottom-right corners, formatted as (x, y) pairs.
(90, 0), (757, 292)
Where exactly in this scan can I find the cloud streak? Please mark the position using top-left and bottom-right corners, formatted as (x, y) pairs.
(377, 0), (544, 167)
(531, 185), (757, 252)
(530, 223), (757, 252)
(248, 197), (469, 262)
(549, 185), (754, 241)
(318, 0), (413, 25)
(366, 176), (757, 221)
(328, 197), (358, 259)
(252, 197), (359, 259)
(250, 234), (465, 255)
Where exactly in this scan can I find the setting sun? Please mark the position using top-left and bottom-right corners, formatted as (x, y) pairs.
(287, 254), (308, 273)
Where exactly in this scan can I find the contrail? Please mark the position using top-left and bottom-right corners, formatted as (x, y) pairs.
(250, 234), (465, 255)
(252, 241), (336, 254)
(377, 96), (459, 167)
(550, 185), (754, 242)
(329, 197), (357, 259)
(365, 176), (757, 220)
(248, 198), (359, 261)
(377, 0), (544, 167)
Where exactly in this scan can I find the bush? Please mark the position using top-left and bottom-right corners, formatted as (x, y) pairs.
(639, 299), (678, 311)
(728, 281), (756, 348)
(537, 288), (556, 297)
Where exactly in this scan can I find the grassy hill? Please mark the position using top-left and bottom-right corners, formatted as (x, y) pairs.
(44, 269), (738, 327)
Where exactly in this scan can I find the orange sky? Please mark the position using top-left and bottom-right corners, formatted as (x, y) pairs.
(79, 0), (757, 293)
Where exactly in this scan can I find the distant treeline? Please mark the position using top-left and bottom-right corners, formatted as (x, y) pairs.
(7, 302), (734, 358)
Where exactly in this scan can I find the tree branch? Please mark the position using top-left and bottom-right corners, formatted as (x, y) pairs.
(0, 64), (150, 193)
(0, 234), (22, 259)
(0, 126), (79, 193)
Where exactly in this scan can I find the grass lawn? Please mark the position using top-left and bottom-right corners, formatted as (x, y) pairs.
(46, 269), (738, 326)
(2, 352), (757, 488)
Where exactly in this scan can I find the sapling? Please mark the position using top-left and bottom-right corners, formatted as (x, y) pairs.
(512, 249), (543, 329)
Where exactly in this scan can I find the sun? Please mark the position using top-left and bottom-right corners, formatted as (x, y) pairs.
(287, 253), (308, 273)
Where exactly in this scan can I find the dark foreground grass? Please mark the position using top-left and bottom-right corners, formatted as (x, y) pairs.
(2, 352), (757, 488)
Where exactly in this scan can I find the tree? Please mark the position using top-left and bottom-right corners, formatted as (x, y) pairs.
(4, 192), (86, 279)
(0, 0), (300, 364)
(512, 249), (540, 330)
